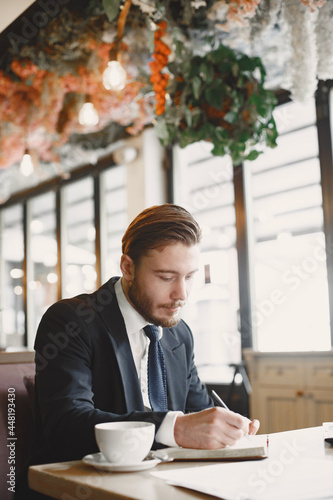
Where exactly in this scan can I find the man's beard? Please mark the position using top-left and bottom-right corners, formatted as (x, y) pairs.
(127, 276), (185, 328)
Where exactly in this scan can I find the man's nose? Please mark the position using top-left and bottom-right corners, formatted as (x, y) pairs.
(171, 279), (187, 301)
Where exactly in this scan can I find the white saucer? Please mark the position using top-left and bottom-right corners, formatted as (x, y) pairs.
(82, 452), (159, 472)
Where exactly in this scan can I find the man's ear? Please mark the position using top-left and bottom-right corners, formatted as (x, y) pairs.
(120, 254), (135, 283)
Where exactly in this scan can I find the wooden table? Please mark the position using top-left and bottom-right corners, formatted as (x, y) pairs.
(0, 349), (34, 364)
(28, 427), (333, 500)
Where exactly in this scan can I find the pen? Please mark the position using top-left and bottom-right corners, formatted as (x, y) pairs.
(210, 390), (251, 440)
(211, 390), (230, 410)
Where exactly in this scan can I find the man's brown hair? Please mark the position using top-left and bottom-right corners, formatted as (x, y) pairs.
(122, 204), (201, 264)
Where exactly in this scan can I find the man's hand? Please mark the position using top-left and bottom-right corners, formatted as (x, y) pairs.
(174, 407), (260, 449)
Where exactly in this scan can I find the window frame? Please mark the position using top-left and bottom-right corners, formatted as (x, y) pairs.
(316, 81), (333, 347)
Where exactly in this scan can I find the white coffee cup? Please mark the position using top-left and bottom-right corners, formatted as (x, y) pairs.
(94, 421), (155, 464)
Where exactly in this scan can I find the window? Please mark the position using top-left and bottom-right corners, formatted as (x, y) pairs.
(0, 205), (25, 347)
(248, 98), (331, 351)
(62, 177), (97, 298)
(173, 95), (333, 369)
(0, 161), (130, 347)
(1, 99), (333, 354)
(101, 165), (128, 281)
(173, 142), (241, 383)
(28, 192), (58, 345)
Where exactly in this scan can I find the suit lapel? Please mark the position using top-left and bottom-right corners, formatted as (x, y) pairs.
(110, 332), (145, 413)
(96, 278), (145, 413)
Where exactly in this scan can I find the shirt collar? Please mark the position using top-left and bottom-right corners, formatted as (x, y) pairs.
(115, 278), (147, 335)
(115, 278), (162, 339)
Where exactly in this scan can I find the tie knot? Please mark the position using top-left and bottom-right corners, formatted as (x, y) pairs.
(144, 324), (159, 342)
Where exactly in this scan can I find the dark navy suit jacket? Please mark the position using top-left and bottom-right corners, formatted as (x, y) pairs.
(32, 277), (212, 464)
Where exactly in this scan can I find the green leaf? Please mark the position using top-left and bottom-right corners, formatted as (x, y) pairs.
(215, 127), (228, 141)
(238, 56), (257, 72)
(217, 61), (233, 75)
(234, 141), (246, 153)
(197, 122), (215, 141)
(209, 45), (235, 64)
(192, 76), (202, 100)
(246, 150), (262, 161)
(190, 56), (202, 75)
(174, 40), (185, 60)
(179, 59), (193, 79)
(223, 111), (238, 124)
(211, 142), (226, 156)
(155, 120), (170, 142)
(248, 93), (267, 117)
(265, 121), (278, 147)
(199, 62), (214, 83)
(179, 129), (197, 148)
(191, 108), (202, 127)
(185, 107), (192, 127)
(238, 130), (251, 142)
(102, 0), (121, 22)
(204, 82), (225, 109)
(232, 63), (239, 78)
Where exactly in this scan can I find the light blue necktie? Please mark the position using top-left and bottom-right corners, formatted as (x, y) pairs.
(143, 324), (168, 411)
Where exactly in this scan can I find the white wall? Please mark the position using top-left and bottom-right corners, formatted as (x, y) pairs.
(125, 128), (167, 223)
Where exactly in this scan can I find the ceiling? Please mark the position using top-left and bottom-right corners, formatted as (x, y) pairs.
(0, 0), (332, 204)
(0, 0), (35, 33)
(0, 0), (144, 202)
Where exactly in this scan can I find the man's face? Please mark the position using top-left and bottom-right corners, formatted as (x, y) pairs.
(127, 242), (199, 328)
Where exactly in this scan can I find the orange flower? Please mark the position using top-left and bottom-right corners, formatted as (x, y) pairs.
(226, 0), (261, 25)
(300, 0), (326, 12)
(150, 20), (171, 116)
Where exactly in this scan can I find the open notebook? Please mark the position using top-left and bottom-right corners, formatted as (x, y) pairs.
(155, 434), (268, 461)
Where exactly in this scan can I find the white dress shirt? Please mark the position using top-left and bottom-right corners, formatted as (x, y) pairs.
(114, 278), (182, 446)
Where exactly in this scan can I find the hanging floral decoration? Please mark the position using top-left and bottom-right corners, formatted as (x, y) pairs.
(281, 0), (318, 102)
(300, 0), (326, 12)
(0, 36), (154, 169)
(0, 0), (332, 178)
(204, 0), (329, 101)
(316, 1), (333, 80)
(208, 0), (262, 30)
(154, 38), (278, 165)
(149, 21), (171, 116)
